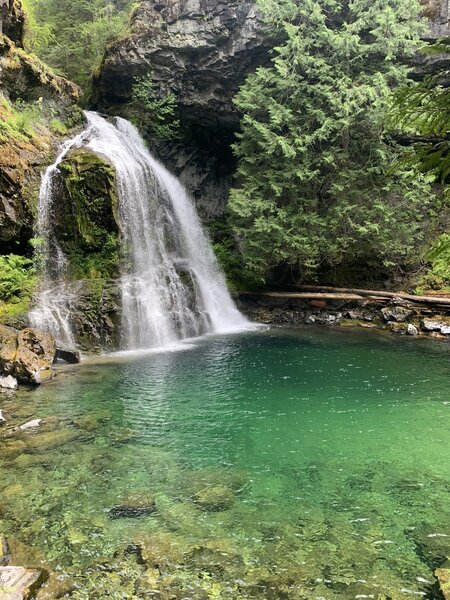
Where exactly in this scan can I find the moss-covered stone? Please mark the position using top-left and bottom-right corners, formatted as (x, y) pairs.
(57, 149), (120, 280)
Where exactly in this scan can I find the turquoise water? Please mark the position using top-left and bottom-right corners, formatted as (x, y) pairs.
(1, 327), (450, 598)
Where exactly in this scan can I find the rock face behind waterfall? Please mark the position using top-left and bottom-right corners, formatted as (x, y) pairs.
(0, 325), (56, 384)
(92, 0), (273, 216)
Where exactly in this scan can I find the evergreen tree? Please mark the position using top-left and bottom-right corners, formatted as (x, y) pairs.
(389, 38), (450, 290)
(390, 38), (450, 196)
(229, 0), (434, 283)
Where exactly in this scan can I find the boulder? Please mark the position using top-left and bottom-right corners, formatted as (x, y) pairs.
(0, 326), (56, 384)
(421, 319), (450, 335)
(407, 323), (419, 336)
(0, 375), (18, 390)
(109, 492), (156, 519)
(55, 346), (80, 364)
(388, 322), (408, 334)
(0, 325), (18, 374)
(194, 485), (235, 512)
(0, 566), (46, 599)
(15, 328), (56, 384)
(381, 305), (413, 322)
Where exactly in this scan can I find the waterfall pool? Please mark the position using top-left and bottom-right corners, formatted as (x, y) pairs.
(1, 327), (450, 598)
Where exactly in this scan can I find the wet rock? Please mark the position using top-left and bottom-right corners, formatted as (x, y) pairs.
(19, 419), (42, 431)
(436, 567), (450, 600)
(0, 566), (47, 599)
(381, 306), (413, 322)
(15, 328), (56, 384)
(0, 376), (18, 390)
(134, 532), (185, 568)
(194, 485), (235, 512)
(407, 323), (419, 336)
(55, 346), (80, 364)
(0, 325), (18, 374)
(109, 492), (156, 519)
(421, 318), (450, 334)
(24, 429), (80, 451)
(388, 322), (409, 334)
(1, 439), (27, 458)
(0, 326), (56, 384)
(340, 318), (379, 329)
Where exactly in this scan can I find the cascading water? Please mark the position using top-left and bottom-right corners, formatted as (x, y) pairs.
(30, 111), (249, 350)
(29, 129), (91, 348)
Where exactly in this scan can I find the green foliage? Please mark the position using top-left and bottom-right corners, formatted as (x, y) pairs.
(229, 0), (433, 284)
(416, 233), (450, 292)
(22, 0), (137, 90)
(389, 38), (450, 198)
(0, 254), (37, 324)
(0, 255), (35, 300)
(0, 96), (43, 141)
(208, 219), (262, 291)
(131, 74), (180, 140)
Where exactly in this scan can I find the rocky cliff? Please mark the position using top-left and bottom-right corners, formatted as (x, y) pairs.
(0, 5), (81, 254)
(92, 0), (273, 216)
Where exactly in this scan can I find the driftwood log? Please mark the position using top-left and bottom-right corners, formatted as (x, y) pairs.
(240, 286), (450, 307)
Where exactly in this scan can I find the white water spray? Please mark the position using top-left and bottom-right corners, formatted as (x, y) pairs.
(30, 112), (249, 349)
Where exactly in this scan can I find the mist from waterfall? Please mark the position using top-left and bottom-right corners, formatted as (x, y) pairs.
(30, 111), (249, 350)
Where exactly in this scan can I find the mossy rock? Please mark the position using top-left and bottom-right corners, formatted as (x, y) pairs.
(194, 485), (235, 512)
(56, 149), (120, 280)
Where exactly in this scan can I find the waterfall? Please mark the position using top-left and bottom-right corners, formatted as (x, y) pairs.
(29, 129), (90, 348)
(30, 111), (249, 350)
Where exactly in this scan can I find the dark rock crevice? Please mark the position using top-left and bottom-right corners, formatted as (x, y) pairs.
(91, 0), (274, 216)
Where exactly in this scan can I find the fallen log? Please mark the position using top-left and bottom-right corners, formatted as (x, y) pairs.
(292, 286), (450, 306)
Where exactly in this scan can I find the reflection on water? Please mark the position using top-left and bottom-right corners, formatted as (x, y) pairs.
(1, 327), (450, 598)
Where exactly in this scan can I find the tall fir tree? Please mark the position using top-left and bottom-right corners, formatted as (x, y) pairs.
(229, 0), (434, 284)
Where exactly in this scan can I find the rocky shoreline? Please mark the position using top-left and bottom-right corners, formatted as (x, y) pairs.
(237, 289), (450, 340)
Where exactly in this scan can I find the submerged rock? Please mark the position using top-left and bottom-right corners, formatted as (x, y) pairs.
(0, 325), (56, 384)
(24, 429), (80, 451)
(194, 485), (235, 512)
(109, 492), (156, 519)
(19, 419), (42, 431)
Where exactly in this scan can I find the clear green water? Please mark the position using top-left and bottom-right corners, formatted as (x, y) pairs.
(1, 327), (450, 599)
